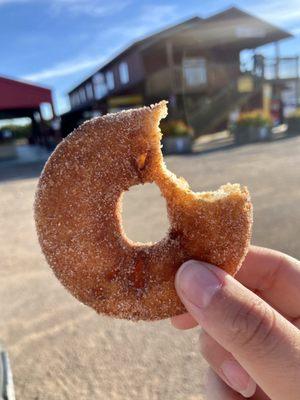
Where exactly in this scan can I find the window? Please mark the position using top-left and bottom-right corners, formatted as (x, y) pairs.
(79, 87), (86, 103)
(40, 102), (53, 120)
(106, 71), (115, 90)
(85, 82), (94, 100)
(70, 92), (80, 108)
(119, 62), (129, 84)
(92, 73), (107, 99)
(183, 58), (207, 87)
(70, 93), (75, 108)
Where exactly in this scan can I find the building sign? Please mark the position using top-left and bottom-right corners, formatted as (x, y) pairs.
(108, 95), (143, 107)
(237, 76), (254, 93)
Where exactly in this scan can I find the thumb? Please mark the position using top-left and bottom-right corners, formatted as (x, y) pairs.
(175, 260), (300, 400)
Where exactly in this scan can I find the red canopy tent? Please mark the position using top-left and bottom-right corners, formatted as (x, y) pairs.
(0, 76), (53, 112)
(0, 75), (55, 145)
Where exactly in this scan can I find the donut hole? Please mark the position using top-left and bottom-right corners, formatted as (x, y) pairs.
(121, 183), (169, 244)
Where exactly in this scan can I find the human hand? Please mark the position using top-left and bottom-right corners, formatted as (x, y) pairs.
(171, 246), (300, 399)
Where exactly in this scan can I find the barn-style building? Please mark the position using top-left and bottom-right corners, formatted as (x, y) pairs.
(62, 7), (297, 136)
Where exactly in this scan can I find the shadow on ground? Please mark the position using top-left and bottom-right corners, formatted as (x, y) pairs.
(0, 144), (50, 182)
(0, 133), (298, 183)
(0, 161), (45, 182)
(189, 131), (298, 157)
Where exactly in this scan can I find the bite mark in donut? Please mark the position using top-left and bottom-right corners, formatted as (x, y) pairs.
(34, 101), (253, 321)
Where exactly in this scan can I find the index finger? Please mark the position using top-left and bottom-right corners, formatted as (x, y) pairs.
(236, 246), (300, 320)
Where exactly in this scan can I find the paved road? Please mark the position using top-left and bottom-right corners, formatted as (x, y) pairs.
(0, 135), (299, 400)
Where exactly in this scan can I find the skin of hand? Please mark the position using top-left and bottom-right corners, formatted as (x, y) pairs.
(171, 246), (300, 399)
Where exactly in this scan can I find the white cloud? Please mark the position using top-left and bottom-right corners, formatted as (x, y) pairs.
(292, 27), (300, 35)
(247, 1), (300, 25)
(21, 3), (182, 84)
(0, 0), (30, 4)
(100, 4), (181, 43)
(22, 56), (105, 81)
(264, 9), (300, 24)
(138, 4), (179, 25)
(50, 0), (131, 17)
(0, 0), (131, 17)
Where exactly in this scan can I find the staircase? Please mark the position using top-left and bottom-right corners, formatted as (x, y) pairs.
(185, 78), (263, 137)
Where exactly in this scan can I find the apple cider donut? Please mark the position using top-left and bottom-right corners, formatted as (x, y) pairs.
(34, 101), (252, 321)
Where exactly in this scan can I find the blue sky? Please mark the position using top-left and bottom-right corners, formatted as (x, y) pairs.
(1, 0), (300, 115)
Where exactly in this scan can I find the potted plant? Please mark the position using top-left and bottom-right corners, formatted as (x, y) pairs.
(231, 110), (273, 145)
(286, 109), (300, 135)
(161, 119), (194, 154)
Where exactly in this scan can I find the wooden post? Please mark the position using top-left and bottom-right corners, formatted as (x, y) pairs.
(166, 40), (177, 115)
(38, 109), (48, 147)
(275, 41), (280, 80)
(50, 101), (56, 118)
(252, 48), (256, 75)
(31, 112), (40, 145)
(296, 56), (300, 107)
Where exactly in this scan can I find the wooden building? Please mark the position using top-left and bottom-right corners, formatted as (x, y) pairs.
(63, 7), (292, 136)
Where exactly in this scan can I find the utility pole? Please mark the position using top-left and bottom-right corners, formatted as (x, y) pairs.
(166, 40), (177, 116)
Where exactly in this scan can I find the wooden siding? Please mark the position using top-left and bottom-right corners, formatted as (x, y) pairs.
(144, 45), (241, 96)
(102, 50), (144, 93)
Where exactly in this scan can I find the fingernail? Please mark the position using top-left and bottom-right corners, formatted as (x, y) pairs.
(221, 360), (257, 398)
(176, 260), (222, 308)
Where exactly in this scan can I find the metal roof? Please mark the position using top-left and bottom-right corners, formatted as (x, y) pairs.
(0, 75), (52, 111)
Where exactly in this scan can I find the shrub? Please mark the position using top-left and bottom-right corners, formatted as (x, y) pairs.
(0, 123), (31, 140)
(236, 110), (272, 128)
(160, 120), (194, 138)
(286, 108), (300, 119)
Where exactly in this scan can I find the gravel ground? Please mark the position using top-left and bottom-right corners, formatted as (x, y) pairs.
(0, 135), (299, 400)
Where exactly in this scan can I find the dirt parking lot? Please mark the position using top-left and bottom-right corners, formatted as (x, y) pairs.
(0, 135), (299, 400)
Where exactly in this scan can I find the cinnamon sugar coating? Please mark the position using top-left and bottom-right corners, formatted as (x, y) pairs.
(34, 102), (253, 321)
